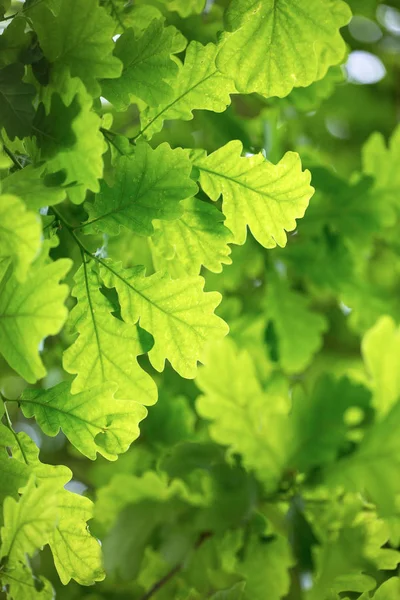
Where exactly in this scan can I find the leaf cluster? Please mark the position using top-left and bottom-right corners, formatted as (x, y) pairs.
(1, 1), (400, 599)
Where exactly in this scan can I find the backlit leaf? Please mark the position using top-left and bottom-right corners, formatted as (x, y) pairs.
(35, 75), (106, 205)
(0, 476), (57, 563)
(216, 0), (351, 97)
(83, 142), (197, 236)
(1, 165), (67, 210)
(362, 316), (400, 417)
(0, 255), (71, 383)
(151, 197), (233, 276)
(194, 140), (313, 247)
(101, 20), (179, 109)
(100, 260), (228, 377)
(141, 42), (236, 138)
(20, 381), (147, 460)
(0, 194), (41, 281)
(31, 0), (122, 97)
(63, 261), (157, 404)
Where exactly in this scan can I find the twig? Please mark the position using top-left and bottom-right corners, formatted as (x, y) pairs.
(101, 127), (125, 156)
(0, 0), (48, 23)
(50, 206), (93, 256)
(108, 0), (126, 31)
(3, 145), (23, 170)
(139, 532), (212, 600)
(0, 392), (29, 465)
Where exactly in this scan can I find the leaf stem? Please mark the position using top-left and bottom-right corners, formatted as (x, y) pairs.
(0, 0), (48, 22)
(50, 207), (119, 283)
(1, 391), (14, 428)
(3, 145), (23, 170)
(50, 206), (111, 282)
(100, 127), (125, 156)
(0, 392), (29, 465)
(50, 206), (95, 260)
(108, 0), (126, 31)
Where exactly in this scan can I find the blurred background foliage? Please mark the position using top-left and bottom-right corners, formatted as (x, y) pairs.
(2, 0), (400, 599)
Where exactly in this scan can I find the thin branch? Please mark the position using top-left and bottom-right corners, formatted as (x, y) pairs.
(3, 145), (23, 170)
(101, 127), (125, 156)
(1, 391), (14, 428)
(0, 0), (48, 22)
(108, 0), (126, 31)
(139, 532), (212, 600)
(0, 392), (29, 465)
(50, 205), (75, 230)
(0, 10), (18, 21)
(50, 206), (94, 258)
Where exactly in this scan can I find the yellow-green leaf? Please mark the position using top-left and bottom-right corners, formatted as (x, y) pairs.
(216, 0), (351, 97)
(100, 260), (228, 377)
(194, 140), (313, 247)
(0, 194), (41, 281)
(63, 261), (157, 404)
(20, 381), (147, 460)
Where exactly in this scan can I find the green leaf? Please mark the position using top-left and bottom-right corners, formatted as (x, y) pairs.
(193, 140), (313, 247)
(0, 256), (71, 383)
(100, 259), (228, 377)
(151, 197), (233, 276)
(371, 578), (400, 599)
(0, 476), (57, 563)
(210, 583), (246, 600)
(49, 488), (105, 585)
(20, 381), (147, 460)
(278, 227), (353, 293)
(196, 338), (288, 490)
(33, 94), (79, 159)
(309, 523), (376, 599)
(63, 261), (157, 404)
(289, 376), (372, 472)
(140, 393), (195, 447)
(302, 168), (394, 248)
(141, 42), (236, 138)
(0, 414), (30, 504)
(0, 17), (33, 69)
(239, 534), (293, 600)
(0, 427), (70, 513)
(97, 472), (208, 581)
(265, 275), (327, 372)
(0, 0), (10, 19)
(362, 125), (400, 206)
(0, 564), (53, 600)
(0, 141), (12, 169)
(216, 0), (351, 97)
(184, 372), (371, 495)
(101, 21), (179, 109)
(288, 65), (344, 112)
(362, 316), (400, 417)
(35, 75), (106, 205)
(0, 424), (104, 587)
(0, 63), (35, 139)
(159, 0), (205, 17)
(0, 455), (29, 507)
(1, 164), (67, 210)
(324, 400), (400, 516)
(95, 471), (203, 530)
(308, 498), (400, 599)
(83, 142), (197, 236)
(0, 194), (41, 281)
(101, 502), (176, 581)
(31, 0), (122, 97)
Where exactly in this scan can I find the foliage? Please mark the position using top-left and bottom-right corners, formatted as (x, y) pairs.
(0, 1), (400, 599)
